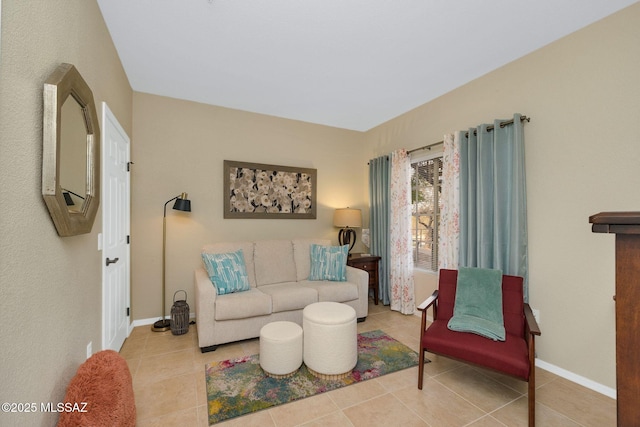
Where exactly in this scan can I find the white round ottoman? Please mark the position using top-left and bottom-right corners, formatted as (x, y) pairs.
(303, 302), (357, 379)
(259, 321), (303, 378)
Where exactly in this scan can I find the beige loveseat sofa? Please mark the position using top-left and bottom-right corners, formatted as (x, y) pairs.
(194, 239), (369, 352)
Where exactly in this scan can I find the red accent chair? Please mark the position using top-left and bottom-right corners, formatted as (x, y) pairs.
(418, 269), (541, 426)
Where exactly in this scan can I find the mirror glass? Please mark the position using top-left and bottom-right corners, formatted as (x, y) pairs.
(59, 95), (88, 213)
(42, 63), (100, 236)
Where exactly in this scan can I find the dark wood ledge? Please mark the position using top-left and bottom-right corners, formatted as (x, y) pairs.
(589, 211), (640, 234)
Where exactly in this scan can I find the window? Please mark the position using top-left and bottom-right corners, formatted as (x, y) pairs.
(410, 155), (443, 271)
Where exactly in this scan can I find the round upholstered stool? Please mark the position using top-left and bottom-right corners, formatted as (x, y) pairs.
(303, 302), (357, 379)
(259, 321), (303, 378)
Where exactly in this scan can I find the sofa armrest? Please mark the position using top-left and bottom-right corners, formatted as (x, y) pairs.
(346, 265), (369, 318)
(194, 268), (217, 340)
(346, 264), (368, 285)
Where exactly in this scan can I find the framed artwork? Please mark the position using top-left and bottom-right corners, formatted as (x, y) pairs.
(223, 160), (317, 219)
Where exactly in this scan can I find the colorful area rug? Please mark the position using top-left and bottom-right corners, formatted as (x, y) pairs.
(205, 329), (419, 425)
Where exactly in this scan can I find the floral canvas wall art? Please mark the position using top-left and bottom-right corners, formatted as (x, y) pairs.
(223, 160), (317, 219)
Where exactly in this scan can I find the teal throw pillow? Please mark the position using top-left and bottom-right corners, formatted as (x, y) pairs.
(309, 244), (349, 281)
(201, 249), (251, 295)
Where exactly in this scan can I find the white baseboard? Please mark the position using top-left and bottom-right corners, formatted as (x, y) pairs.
(411, 310), (616, 399)
(535, 359), (616, 399)
(130, 313), (197, 329)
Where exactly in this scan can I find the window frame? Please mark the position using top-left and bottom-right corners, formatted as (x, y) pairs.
(410, 150), (443, 273)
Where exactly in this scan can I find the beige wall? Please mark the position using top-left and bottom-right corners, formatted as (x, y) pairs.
(364, 3), (640, 390)
(0, 1), (132, 425)
(130, 93), (366, 321)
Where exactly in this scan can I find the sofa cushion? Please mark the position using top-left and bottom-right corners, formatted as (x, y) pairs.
(259, 282), (319, 312)
(292, 238), (331, 281)
(214, 288), (272, 321)
(254, 240), (297, 286)
(202, 242), (257, 287)
(201, 250), (251, 295)
(302, 280), (359, 303)
(309, 244), (349, 281)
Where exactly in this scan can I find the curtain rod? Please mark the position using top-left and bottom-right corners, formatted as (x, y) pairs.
(407, 140), (443, 155)
(408, 115), (531, 155)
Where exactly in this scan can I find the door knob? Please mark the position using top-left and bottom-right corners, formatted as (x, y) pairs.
(106, 257), (120, 266)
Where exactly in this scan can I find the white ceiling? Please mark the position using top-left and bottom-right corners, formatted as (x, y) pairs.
(97, 0), (637, 131)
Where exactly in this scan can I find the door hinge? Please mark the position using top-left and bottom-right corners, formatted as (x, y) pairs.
(126, 235), (130, 244)
(126, 307), (130, 317)
(127, 161), (134, 172)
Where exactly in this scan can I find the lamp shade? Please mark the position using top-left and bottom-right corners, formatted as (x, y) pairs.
(333, 208), (362, 228)
(173, 192), (191, 212)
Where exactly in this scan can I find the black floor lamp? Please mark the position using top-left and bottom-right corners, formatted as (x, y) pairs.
(152, 192), (192, 332)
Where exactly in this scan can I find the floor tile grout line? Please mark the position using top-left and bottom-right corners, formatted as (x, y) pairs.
(462, 413), (508, 427)
(424, 362), (466, 379)
(531, 399), (589, 427)
(464, 365), (528, 397)
(293, 409), (356, 427)
(429, 375), (492, 418)
(390, 388), (436, 427)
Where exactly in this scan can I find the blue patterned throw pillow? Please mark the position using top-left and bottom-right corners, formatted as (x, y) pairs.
(201, 249), (251, 295)
(309, 244), (349, 281)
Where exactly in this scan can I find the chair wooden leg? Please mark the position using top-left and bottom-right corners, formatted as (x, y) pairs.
(418, 348), (425, 390)
(528, 362), (536, 426)
(418, 312), (427, 390)
(528, 334), (537, 426)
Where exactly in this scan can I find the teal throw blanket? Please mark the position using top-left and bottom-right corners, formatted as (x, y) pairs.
(447, 267), (505, 341)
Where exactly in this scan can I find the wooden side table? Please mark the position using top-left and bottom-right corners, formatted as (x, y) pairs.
(347, 253), (381, 305)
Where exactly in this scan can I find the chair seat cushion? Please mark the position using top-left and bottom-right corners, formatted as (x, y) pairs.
(423, 320), (530, 380)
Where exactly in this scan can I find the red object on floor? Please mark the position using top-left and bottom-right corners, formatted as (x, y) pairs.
(57, 350), (135, 427)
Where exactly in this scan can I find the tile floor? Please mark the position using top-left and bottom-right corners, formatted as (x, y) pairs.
(120, 302), (616, 426)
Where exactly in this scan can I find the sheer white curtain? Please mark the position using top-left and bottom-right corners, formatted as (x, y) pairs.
(438, 133), (461, 269)
(389, 149), (415, 314)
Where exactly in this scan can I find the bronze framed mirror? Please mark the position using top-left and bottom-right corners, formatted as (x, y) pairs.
(42, 63), (100, 236)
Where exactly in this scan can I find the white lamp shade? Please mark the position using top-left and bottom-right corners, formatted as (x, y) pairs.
(333, 208), (362, 228)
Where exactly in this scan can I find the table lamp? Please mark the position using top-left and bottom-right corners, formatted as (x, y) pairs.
(333, 208), (362, 252)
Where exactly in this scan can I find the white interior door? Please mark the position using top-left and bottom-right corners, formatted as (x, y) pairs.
(101, 102), (131, 352)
